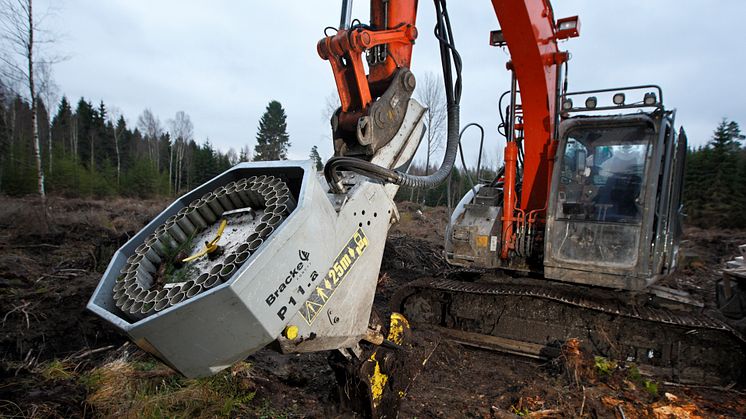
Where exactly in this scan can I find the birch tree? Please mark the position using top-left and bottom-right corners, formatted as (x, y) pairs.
(108, 106), (124, 186)
(0, 0), (56, 216)
(415, 72), (447, 175)
(239, 145), (251, 162)
(322, 91), (340, 122)
(37, 60), (57, 174)
(168, 111), (193, 194)
(137, 108), (162, 170)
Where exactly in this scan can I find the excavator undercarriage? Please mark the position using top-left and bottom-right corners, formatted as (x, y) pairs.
(393, 275), (746, 386)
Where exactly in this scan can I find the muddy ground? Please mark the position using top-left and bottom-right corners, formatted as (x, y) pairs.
(1, 197), (745, 418)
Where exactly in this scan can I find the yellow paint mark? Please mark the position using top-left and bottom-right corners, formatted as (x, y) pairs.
(476, 235), (489, 248)
(367, 314), (411, 408)
(368, 353), (388, 407)
(284, 325), (298, 340)
(387, 312), (409, 345)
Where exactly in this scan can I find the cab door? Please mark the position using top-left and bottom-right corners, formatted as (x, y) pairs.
(663, 128), (687, 273)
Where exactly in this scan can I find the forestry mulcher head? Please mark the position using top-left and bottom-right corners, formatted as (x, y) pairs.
(87, 159), (402, 378)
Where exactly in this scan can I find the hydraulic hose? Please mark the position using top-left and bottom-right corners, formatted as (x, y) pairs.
(398, 103), (459, 188)
(324, 0), (461, 193)
(324, 104), (460, 192)
(457, 122), (484, 204)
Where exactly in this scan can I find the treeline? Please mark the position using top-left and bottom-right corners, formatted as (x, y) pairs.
(0, 88), (239, 199)
(3, 79), (746, 230)
(684, 119), (746, 228)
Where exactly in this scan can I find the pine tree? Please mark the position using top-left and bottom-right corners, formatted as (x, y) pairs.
(710, 119), (744, 153)
(309, 145), (323, 171)
(254, 100), (290, 161)
(51, 96), (72, 157)
(0, 93), (8, 192)
(706, 120), (743, 224)
(75, 98), (95, 169)
(684, 119), (745, 227)
(683, 146), (707, 221)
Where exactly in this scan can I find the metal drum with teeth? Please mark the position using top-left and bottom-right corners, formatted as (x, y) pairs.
(90, 163), (304, 327)
(87, 156), (410, 379)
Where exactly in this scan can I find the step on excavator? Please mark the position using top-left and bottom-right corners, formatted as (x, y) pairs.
(89, 0), (746, 416)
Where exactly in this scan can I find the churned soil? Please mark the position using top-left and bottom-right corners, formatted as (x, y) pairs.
(0, 196), (744, 418)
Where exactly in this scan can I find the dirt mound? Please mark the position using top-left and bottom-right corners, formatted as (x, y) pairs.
(382, 235), (446, 277)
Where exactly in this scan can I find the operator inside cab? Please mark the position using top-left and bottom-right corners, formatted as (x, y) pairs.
(557, 125), (650, 223)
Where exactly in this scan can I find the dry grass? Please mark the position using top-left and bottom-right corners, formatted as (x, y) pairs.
(1, 350), (294, 419)
(84, 357), (258, 418)
(37, 359), (76, 381)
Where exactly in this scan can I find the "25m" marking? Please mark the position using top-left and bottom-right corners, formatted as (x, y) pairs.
(299, 228), (369, 325)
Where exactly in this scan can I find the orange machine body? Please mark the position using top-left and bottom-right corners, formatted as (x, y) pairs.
(320, 0), (574, 260)
(317, 0), (418, 133)
(490, 0), (571, 258)
(491, 0), (565, 212)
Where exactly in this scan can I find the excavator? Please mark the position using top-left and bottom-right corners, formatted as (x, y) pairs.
(88, 0), (746, 416)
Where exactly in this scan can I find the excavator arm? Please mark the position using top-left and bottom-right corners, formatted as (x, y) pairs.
(318, 0), (418, 158)
(491, 0), (571, 211)
(319, 0), (578, 259)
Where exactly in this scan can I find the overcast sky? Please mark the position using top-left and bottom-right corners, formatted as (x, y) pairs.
(39, 1), (745, 166)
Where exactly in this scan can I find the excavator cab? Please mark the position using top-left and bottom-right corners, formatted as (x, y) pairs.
(544, 86), (687, 290)
(446, 86), (687, 292)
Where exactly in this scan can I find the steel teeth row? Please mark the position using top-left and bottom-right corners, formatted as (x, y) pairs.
(114, 175), (295, 321)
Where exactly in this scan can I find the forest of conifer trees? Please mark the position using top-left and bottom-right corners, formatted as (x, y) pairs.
(0, 84), (239, 199)
(684, 119), (746, 228)
(1, 78), (745, 228)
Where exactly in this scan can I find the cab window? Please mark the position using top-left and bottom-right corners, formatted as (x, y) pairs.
(556, 125), (652, 223)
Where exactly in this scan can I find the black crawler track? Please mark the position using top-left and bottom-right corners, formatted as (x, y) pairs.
(392, 277), (746, 385)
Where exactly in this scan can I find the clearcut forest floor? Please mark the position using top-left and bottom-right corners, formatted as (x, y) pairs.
(0, 196), (744, 418)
